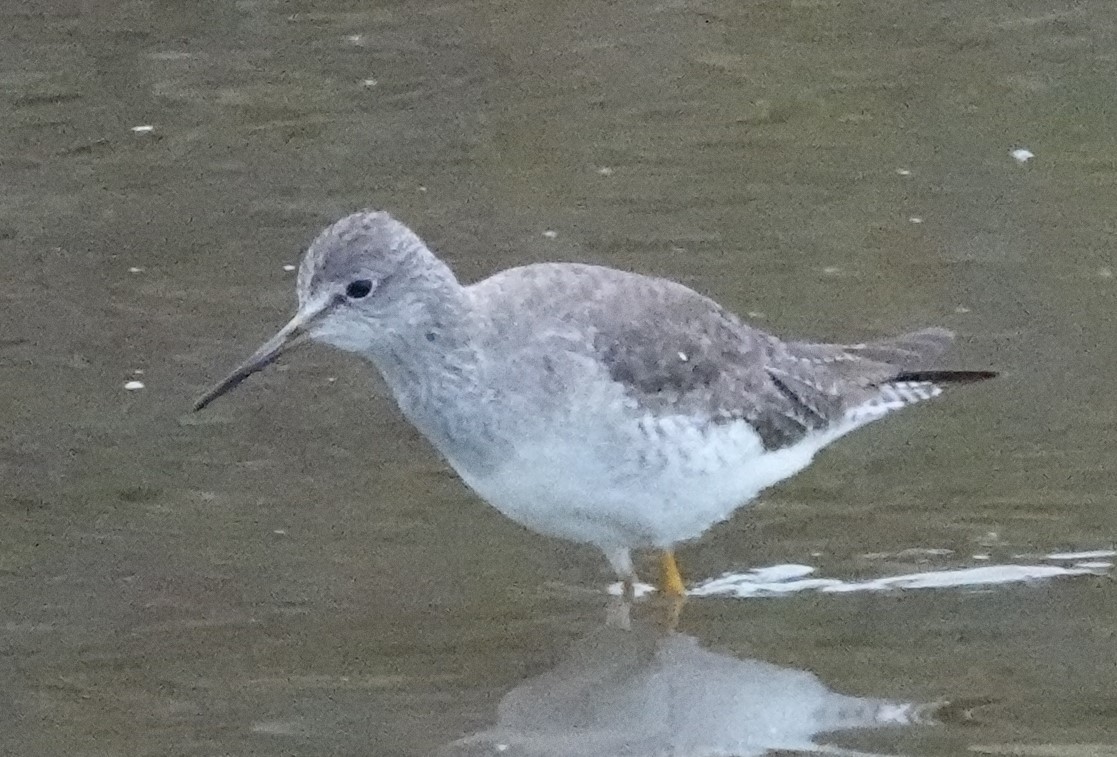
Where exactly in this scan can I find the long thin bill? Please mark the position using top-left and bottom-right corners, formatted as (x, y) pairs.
(193, 314), (309, 412)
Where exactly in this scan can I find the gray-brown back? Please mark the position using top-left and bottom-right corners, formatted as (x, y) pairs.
(467, 263), (978, 450)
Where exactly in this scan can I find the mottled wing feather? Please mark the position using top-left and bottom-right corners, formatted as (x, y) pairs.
(469, 264), (969, 451)
(820, 327), (954, 370)
(761, 327), (961, 436)
(591, 312), (819, 450)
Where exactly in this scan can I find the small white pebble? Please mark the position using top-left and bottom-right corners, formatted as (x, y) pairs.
(809, 551), (823, 557)
(908, 216), (923, 224)
(746, 311), (766, 319)
(124, 381), (145, 391)
(677, 351), (688, 362)
(954, 305), (971, 314)
(273, 529), (287, 535)
(972, 554), (991, 561)
(1010, 148), (1035, 163)
(542, 229), (558, 239)
(361, 78), (378, 87)
(895, 168), (912, 176)
(821, 266), (841, 275)
(128, 266), (144, 274)
(130, 125), (155, 134)
(597, 166), (614, 176)
(417, 185), (427, 193)
(345, 34), (364, 45)
(1098, 266), (1113, 279)
(282, 264), (296, 272)
(132, 369), (144, 375)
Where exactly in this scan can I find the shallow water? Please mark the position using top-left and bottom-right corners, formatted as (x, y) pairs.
(2, 1), (1116, 755)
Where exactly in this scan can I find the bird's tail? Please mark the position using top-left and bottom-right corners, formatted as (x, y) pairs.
(842, 327), (956, 370)
(845, 328), (999, 385)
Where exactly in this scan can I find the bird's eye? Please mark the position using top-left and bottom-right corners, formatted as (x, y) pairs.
(345, 279), (373, 299)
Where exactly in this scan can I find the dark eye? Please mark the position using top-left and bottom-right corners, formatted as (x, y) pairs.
(345, 279), (373, 299)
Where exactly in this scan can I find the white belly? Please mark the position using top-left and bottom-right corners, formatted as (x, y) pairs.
(451, 415), (834, 552)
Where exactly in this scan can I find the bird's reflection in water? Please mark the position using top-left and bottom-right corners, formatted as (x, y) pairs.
(442, 610), (940, 757)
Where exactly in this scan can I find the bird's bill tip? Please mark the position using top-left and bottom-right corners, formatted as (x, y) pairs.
(191, 307), (324, 412)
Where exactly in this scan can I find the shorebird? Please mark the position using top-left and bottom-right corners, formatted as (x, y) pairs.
(195, 211), (995, 597)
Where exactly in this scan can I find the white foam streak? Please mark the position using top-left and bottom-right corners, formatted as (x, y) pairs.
(688, 561), (1107, 599)
(1044, 549), (1116, 561)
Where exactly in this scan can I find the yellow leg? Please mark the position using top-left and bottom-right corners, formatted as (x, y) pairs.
(658, 550), (686, 597)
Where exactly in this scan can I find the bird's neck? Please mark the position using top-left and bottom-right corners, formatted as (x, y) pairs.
(365, 261), (506, 474)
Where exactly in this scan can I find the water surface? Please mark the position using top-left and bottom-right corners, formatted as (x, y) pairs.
(2, 1), (1116, 755)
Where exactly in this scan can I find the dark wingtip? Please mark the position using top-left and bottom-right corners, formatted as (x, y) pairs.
(894, 370), (998, 384)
